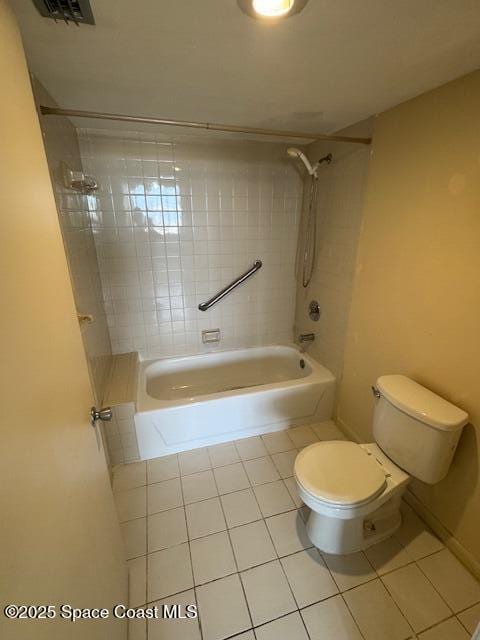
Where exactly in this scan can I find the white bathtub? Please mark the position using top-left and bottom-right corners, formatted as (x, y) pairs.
(134, 345), (335, 459)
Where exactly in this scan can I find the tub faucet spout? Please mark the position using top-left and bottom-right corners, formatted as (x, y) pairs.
(298, 333), (315, 352)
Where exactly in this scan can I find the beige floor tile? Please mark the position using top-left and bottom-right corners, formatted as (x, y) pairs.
(179, 448), (211, 475)
(243, 457), (280, 486)
(365, 537), (413, 575)
(281, 548), (338, 608)
(113, 461), (146, 492)
(266, 509), (311, 557)
(229, 520), (276, 571)
(343, 579), (413, 640)
(190, 531), (236, 585)
(196, 574), (251, 640)
(181, 470), (218, 504)
(301, 594), (363, 640)
(395, 502), (444, 560)
(255, 611), (309, 640)
(261, 430), (296, 454)
(148, 589), (201, 640)
(148, 543), (193, 601)
(115, 485), (147, 523)
(419, 617), (470, 640)
(214, 463), (250, 495)
(323, 551), (377, 591)
(457, 602), (480, 634)
(231, 633), (255, 640)
(253, 480), (295, 517)
(148, 507), (187, 552)
(121, 517), (147, 559)
(185, 497), (226, 539)
(235, 436), (268, 460)
(147, 455), (179, 484)
(311, 420), (347, 441)
(128, 556), (147, 607)
(271, 450), (298, 478)
(382, 563), (451, 632)
(287, 425), (319, 448)
(241, 560), (296, 626)
(283, 476), (303, 507)
(208, 443), (240, 468)
(147, 478), (183, 514)
(220, 488), (262, 528)
(418, 549), (480, 612)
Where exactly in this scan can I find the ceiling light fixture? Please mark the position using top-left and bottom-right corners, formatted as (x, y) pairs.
(237, 0), (309, 20)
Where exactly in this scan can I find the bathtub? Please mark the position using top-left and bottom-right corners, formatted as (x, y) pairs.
(134, 345), (335, 459)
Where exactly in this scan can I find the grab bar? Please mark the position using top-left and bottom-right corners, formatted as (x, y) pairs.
(198, 259), (262, 311)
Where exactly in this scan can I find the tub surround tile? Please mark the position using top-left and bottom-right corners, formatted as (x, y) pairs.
(148, 507), (188, 552)
(148, 543), (193, 601)
(253, 480), (296, 518)
(195, 574), (251, 640)
(214, 463), (250, 495)
(147, 478), (183, 514)
(190, 531), (236, 585)
(208, 443), (240, 468)
(323, 551), (377, 592)
(381, 564), (451, 632)
(220, 489), (262, 528)
(280, 548), (338, 608)
(129, 619), (147, 640)
(301, 595), (363, 640)
(265, 510), (311, 557)
(229, 520), (276, 571)
(147, 454), (179, 484)
(241, 560), (297, 626)
(243, 457), (280, 486)
(418, 549), (480, 612)
(179, 448), (212, 475)
(181, 470), (218, 504)
(185, 497), (226, 539)
(235, 436), (268, 461)
(254, 612), (309, 640)
(344, 579), (413, 640)
(148, 590), (201, 640)
(121, 517), (147, 559)
(261, 431), (296, 454)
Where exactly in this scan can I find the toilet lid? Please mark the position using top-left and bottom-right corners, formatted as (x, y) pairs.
(294, 441), (387, 507)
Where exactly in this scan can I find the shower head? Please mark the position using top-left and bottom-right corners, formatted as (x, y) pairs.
(287, 147), (318, 178)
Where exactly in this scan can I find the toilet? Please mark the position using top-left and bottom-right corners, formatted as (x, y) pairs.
(294, 375), (468, 555)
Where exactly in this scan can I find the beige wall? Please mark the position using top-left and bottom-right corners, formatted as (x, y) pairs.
(33, 82), (112, 403)
(295, 122), (372, 378)
(338, 70), (480, 562)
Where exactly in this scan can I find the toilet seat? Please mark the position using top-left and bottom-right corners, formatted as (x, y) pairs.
(294, 441), (387, 508)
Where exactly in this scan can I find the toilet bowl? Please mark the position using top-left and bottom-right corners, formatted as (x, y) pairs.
(295, 441), (409, 554)
(294, 375), (468, 555)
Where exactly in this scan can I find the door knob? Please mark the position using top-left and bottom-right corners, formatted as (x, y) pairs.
(90, 406), (113, 426)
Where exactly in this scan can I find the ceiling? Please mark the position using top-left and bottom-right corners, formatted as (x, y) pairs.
(12, 0), (480, 136)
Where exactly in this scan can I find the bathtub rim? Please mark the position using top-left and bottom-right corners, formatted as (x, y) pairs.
(136, 344), (334, 413)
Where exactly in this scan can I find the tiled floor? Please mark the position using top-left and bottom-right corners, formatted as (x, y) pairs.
(112, 421), (480, 640)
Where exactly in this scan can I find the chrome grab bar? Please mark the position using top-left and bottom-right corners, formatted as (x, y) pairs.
(198, 259), (262, 311)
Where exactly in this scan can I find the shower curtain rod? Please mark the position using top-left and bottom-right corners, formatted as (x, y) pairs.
(39, 106), (372, 145)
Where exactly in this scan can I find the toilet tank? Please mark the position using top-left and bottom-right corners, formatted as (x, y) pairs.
(373, 375), (468, 484)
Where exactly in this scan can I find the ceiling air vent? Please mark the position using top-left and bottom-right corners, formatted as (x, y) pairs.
(32, 0), (95, 25)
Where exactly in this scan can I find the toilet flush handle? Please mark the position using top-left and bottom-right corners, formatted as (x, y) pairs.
(371, 386), (381, 399)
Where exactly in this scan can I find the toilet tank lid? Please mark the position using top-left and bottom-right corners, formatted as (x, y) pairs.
(376, 375), (468, 431)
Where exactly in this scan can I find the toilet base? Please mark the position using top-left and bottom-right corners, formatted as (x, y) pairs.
(305, 494), (403, 555)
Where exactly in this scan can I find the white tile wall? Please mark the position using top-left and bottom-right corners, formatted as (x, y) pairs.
(295, 142), (371, 378)
(79, 130), (302, 359)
